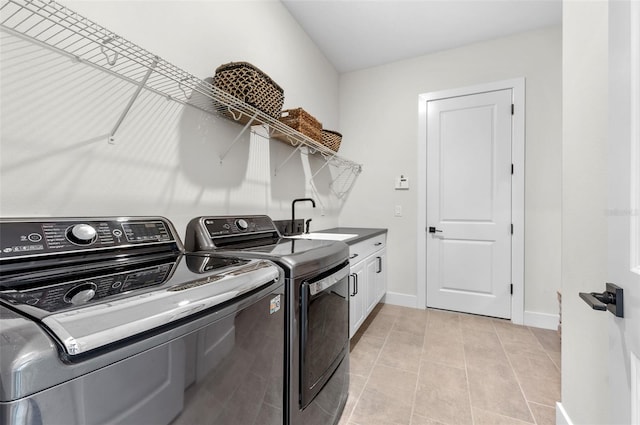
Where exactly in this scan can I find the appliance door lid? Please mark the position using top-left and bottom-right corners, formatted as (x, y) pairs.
(41, 260), (281, 356)
(300, 261), (350, 408)
(307, 263), (350, 296)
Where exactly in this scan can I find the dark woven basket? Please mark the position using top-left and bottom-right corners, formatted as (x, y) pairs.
(321, 129), (342, 152)
(213, 61), (284, 120)
(275, 108), (322, 143)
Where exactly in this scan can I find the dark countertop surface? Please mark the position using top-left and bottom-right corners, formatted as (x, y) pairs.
(314, 227), (387, 245)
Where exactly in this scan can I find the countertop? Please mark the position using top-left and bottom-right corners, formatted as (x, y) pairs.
(314, 227), (387, 245)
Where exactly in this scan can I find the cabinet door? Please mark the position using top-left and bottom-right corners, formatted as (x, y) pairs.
(374, 248), (387, 303)
(365, 249), (387, 314)
(365, 256), (379, 315)
(349, 261), (366, 338)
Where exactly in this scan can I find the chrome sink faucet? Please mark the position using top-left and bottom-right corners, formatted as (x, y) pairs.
(291, 198), (316, 234)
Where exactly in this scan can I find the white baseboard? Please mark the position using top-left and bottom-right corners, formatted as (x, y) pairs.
(383, 292), (418, 309)
(523, 310), (560, 330)
(556, 402), (574, 425)
(382, 297), (560, 328)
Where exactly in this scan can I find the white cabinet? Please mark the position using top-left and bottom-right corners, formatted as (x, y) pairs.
(348, 233), (387, 338)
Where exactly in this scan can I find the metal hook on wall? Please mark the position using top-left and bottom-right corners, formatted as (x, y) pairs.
(179, 78), (192, 100)
(100, 37), (119, 66)
(227, 107), (243, 122)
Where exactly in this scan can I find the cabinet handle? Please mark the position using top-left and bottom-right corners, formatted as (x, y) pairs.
(349, 253), (359, 260)
(377, 256), (382, 273)
(349, 273), (356, 297)
(355, 273), (359, 295)
(374, 242), (382, 246)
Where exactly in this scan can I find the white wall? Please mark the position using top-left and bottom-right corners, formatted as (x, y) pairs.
(338, 27), (563, 319)
(559, 1), (609, 424)
(0, 2), (565, 323)
(0, 0), (343, 234)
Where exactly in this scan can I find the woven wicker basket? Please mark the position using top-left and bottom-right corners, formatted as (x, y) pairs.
(321, 129), (342, 152)
(275, 108), (322, 143)
(213, 61), (284, 120)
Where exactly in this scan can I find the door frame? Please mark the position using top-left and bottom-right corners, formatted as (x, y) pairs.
(417, 78), (525, 325)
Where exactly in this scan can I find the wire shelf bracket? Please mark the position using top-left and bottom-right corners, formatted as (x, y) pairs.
(218, 111), (258, 163)
(274, 142), (305, 176)
(109, 56), (158, 144)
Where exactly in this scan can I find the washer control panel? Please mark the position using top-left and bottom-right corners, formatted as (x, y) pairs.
(0, 217), (178, 259)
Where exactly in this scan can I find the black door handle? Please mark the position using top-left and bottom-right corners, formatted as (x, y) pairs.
(579, 283), (624, 318)
(579, 292), (608, 311)
(428, 227), (443, 233)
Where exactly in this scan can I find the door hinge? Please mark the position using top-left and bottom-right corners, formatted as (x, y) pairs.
(511, 104), (514, 115)
(511, 223), (514, 234)
(511, 163), (514, 175)
(510, 283), (513, 295)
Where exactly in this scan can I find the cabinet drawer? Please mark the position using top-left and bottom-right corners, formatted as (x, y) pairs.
(349, 234), (386, 264)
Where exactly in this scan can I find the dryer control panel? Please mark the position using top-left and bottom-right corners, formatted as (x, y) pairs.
(185, 215), (280, 251)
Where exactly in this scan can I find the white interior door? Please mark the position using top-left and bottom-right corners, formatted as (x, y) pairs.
(426, 89), (512, 319)
(608, 1), (640, 423)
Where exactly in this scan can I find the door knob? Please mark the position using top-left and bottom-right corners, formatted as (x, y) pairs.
(428, 227), (443, 233)
(579, 282), (624, 318)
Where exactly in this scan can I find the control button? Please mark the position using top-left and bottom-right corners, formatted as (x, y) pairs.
(111, 281), (122, 289)
(112, 229), (122, 237)
(25, 298), (40, 305)
(66, 224), (97, 245)
(235, 219), (249, 231)
(64, 283), (97, 305)
(27, 233), (42, 242)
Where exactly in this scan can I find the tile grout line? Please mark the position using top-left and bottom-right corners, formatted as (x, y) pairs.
(463, 318), (477, 425)
(407, 310), (430, 425)
(493, 321), (539, 424)
(530, 328), (562, 374)
(343, 311), (396, 425)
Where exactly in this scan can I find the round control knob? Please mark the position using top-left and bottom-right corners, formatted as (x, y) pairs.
(64, 283), (97, 305)
(27, 233), (42, 242)
(66, 224), (97, 245)
(235, 219), (249, 231)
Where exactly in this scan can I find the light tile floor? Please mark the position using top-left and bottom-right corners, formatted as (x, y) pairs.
(338, 304), (561, 425)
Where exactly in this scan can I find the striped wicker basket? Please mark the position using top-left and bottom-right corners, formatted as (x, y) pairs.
(274, 108), (322, 144)
(321, 129), (342, 152)
(212, 61), (284, 121)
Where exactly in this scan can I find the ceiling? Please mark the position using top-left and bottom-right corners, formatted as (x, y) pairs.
(281, 0), (562, 73)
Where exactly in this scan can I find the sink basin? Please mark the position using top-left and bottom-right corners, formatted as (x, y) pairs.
(288, 233), (358, 241)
